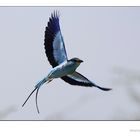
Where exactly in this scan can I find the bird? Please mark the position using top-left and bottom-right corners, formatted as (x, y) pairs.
(22, 11), (111, 113)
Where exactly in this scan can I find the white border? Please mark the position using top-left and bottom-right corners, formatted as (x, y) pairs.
(0, 0), (140, 6)
(0, 121), (140, 140)
(0, 2), (140, 140)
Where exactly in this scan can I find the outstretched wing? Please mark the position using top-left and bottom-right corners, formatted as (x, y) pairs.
(44, 12), (68, 68)
(61, 72), (111, 91)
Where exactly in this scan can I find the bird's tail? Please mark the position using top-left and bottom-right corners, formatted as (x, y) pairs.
(35, 78), (48, 89)
(22, 77), (50, 113)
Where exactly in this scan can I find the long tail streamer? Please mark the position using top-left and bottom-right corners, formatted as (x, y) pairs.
(22, 87), (40, 114)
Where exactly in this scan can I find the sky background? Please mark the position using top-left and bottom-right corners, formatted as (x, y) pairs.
(0, 7), (140, 120)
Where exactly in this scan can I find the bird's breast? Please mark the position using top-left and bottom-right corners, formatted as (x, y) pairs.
(49, 61), (78, 78)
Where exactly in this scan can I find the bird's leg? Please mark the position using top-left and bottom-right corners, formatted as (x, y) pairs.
(46, 78), (53, 84)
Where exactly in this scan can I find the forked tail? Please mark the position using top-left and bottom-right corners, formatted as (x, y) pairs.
(22, 77), (49, 113)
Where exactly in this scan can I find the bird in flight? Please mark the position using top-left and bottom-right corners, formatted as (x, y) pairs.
(22, 11), (111, 113)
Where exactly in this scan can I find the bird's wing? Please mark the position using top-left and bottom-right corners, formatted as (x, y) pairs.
(44, 12), (68, 68)
(61, 72), (111, 91)
(61, 72), (95, 87)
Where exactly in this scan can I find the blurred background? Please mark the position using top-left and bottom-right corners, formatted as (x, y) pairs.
(0, 7), (140, 120)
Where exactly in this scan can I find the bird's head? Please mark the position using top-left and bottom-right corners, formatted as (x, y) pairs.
(69, 57), (83, 64)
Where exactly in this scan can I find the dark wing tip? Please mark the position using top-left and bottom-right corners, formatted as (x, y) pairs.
(51, 10), (60, 19)
(61, 74), (112, 90)
(61, 76), (95, 87)
(48, 11), (60, 33)
(44, 11), (61, 67)
(96, 86), (112, 91)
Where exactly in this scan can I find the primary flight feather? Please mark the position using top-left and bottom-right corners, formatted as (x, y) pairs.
(22, 11), (111, 113)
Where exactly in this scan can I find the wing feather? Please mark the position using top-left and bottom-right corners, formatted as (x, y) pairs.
(61, 72), (111, 91)
(61, 72), (94, 87)
(44, 12), (68, 67)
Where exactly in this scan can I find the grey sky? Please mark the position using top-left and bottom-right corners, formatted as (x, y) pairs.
(0, 7), (140, 120)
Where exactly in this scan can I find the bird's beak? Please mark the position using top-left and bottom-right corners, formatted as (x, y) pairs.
(79, 60), (83, 63)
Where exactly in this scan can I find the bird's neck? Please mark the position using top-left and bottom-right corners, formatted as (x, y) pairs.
(69, 61), (81, 72)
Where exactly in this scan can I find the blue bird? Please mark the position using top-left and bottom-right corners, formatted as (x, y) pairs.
(22, 11), (111, 113)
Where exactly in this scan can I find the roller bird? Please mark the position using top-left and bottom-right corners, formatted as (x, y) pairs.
(22, 12), (111, 113)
